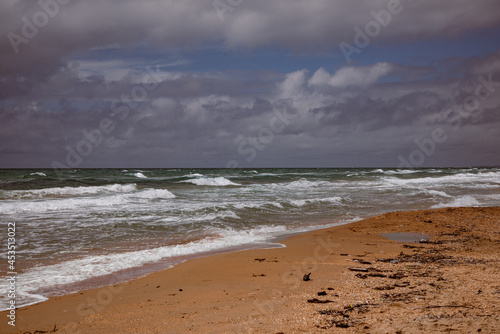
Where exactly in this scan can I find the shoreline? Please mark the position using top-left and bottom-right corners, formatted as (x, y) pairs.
(1, 218), (358, 313)
(3, 206), (500, 333)
(2, 217), (363, 313)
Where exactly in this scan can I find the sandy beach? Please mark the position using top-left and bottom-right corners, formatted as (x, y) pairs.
(3, 206), (500, 334)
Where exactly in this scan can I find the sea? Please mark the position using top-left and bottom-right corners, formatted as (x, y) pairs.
(0, 167), (499, 310)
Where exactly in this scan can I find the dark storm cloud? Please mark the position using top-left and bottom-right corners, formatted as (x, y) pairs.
(3, 0), (500, 79)
(1, 1), (500, 167)
(1, 55), (499, 167)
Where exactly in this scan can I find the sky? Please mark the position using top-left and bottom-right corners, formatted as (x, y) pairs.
(1, 0), (500, 168)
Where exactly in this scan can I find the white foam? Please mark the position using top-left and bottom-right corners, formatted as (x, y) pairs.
(383, 169), (419, 175)
(431, 195), (480, 209)
(130, 188), (176, 199)
(381, 172), (500, 189)
(30, 172), (47, 176)
(285, 179), (331, 189)
(232, 201), (284, 210)
(290, 196), (343, 207)
(0, 187), (175, 214)
(135, 172), (147, 178)
(0, 196), (127, 214)
(423, 189), (452, 198)
(183, 176), (240, 186)
(2, 184), (137, 199)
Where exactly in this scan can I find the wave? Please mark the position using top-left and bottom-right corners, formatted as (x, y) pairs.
(183, 176), (240, 186)
(184, 173), (204, 177)
(380, 172), (500, 188)
(29, 172), (47, 177)
(134, 172), (147, 179)
(1, 184), (137, 199)
(289, 196), (343, 207)
(431, 195), (480, 209)
(421, 189), (452, 198)
(383, 169), (420, 175)
(285, 179), (332, 189)
(128, 188), (176, 199)
(0, 187), (175, 214)
(232, 201), (284, 210)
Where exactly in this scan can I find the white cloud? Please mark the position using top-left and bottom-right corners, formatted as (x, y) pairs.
(309, 63), (393, 88)
(278, 69), (309, 98)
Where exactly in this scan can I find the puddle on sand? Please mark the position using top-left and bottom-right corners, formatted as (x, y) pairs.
(381, 232), (430, 243)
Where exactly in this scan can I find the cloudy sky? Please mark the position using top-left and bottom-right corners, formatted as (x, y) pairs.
(1, 0), (500, 168)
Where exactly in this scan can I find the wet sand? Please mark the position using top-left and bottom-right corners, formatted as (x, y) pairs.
(3, 206), (500, 333)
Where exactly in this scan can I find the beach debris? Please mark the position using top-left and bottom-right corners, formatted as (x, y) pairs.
(303, 272), (311, 281)
(254, 257), (278, 262)
(373, 285), (396, 291)
(327, 287), (335, 290)
(419, 240), (443, 245)
(28, 326), (58, 334)
(402, 244), (423, 249)
(307, 298), (334, 303)
(179, 288), (183, 291)
(319, 303), (379, 329)
(411, 304), (471, 310)
(352, 259), (372, 264)
(329, 319), (352, 328)
(356, 253), (369, 257)
(252, 274), (266, 277)
(367, 273), (387, 278)
(317, 291), (327, 296)
(340, 253), (349, 256)
(424, 220), (433, 223)
(317, 208), (500, 331)
(355, 271), (388, 279)
(388, 272), (406, 279)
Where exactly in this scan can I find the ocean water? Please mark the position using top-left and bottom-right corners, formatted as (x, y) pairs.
(0, 167), (499, 310)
